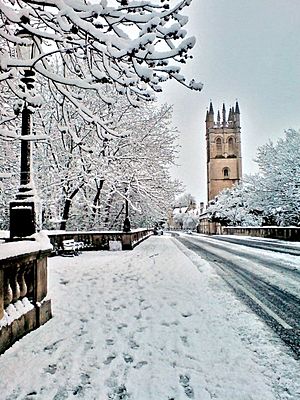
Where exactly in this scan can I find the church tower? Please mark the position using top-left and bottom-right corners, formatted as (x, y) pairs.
(206, 101), (242, 202)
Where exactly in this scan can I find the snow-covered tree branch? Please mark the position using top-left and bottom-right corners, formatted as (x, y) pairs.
(0, 0), (202, 125)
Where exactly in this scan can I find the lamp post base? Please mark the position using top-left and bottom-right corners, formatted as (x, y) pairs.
(123, 216), (131, 233)
(10, 200), (41, 239)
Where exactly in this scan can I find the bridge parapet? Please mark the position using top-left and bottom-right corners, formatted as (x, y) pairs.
(222, 226), (300, 241)
(0, 235), (52, 354)
(48, 228), (153, 252)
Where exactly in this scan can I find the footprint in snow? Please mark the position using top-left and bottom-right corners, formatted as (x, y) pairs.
(106, 338), (115, 346)
(43, 339), (63, 354)
(80, 373), (91, 385)
(123, 353), (134, 363)
(25, 391), (38, 399)
(134, 312), (142, 320)
(134, 361), (148, 369)
(44, 364), (57, 375)
(179, 374), (194, 399)
(180, 336), (189, 346)
(78, 328), (88, 337)
(149, 253), (159, 258)
(181, 312), (192, 318)
(117, 323), (128, 330)
(108, 384), (129, 400)
(73, 385), (84, 396)
(103, 354), (117, 365)
(59, 279), (69, 285)
(53, 388), (68, 400)
(129, 339), (139, 349)
(84, 339), (94, 351)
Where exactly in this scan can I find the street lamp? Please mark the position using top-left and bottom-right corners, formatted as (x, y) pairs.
(123, 197), (131, 232)
(9, 30), (42, 239)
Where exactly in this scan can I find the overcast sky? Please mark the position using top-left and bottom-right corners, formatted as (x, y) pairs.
(159, 0), (300, 203)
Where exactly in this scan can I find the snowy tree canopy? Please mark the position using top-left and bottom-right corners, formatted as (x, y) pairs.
(43, 98), (183, 230)
(207, 129), (300, 227)
(206, 183), (261, 227)
(246, 128), (300, 226)
(0, 86), (183, 230)
(0, 0), (202, 119)
(174, 192), (195, 208)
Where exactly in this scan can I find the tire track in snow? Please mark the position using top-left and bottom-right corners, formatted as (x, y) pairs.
(176, 236), (300, 359)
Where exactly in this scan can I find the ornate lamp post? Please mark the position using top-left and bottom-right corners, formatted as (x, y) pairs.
(123, 197), (131, 232)
(9, 30), (41, 239)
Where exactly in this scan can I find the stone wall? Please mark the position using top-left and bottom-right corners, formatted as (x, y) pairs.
(222, 226), (300, 241)
(0, 242), (52, 354)
(48, 229), (153, 252)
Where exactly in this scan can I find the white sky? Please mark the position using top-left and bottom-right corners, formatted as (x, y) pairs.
(159, 0), (300, 203)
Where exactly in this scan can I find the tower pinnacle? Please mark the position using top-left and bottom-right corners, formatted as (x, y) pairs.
(222, 103), (226, 125)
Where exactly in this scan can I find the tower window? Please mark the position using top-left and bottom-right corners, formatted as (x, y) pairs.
(216, 137), (222, 156)
(228, 137), (234, 154)
(223, 167), (230, 178)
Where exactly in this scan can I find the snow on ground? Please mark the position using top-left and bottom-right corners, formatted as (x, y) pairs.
(182, 233), (300, 297)
(0, 236), (299, 400)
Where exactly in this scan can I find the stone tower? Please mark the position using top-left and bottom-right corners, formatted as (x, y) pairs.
(206, 101), (242, 202)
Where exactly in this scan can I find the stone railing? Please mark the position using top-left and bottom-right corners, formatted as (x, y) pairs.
(222, 226), (300, 241)
(0, 235), (52, 354)
(48, 228), (153, 252)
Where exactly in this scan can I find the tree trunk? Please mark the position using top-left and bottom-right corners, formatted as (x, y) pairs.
(92, 179), (104, 219)
(60, 183), (85, 230)
(103, 190), (116, 227)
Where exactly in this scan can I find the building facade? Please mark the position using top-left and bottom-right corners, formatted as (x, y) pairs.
(206, 101), (242, 202)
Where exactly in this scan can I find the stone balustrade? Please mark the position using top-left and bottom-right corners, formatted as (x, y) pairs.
(48, 228), (153, 252)
(0, 237), (52, 354)
(222, 226), (300, 241)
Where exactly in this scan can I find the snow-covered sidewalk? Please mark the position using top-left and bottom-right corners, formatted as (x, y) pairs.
(0, 236), (299, 400)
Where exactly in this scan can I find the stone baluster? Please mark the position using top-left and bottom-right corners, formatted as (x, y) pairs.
(4, 276), (13, 308)
(0, 270), (3, 320)
(18, 268), (27, 299)
(11, 269), (20, 303)
(25, 266), (34, 300)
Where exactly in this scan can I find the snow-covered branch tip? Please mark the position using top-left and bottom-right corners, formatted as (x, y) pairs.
(0, 0), (202, 110)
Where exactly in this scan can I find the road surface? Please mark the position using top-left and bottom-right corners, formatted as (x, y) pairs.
(173, 232), (300, 359)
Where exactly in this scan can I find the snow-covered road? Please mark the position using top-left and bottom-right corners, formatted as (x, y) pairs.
(0, 236), (299, 399)
(175, 233), (300, 357)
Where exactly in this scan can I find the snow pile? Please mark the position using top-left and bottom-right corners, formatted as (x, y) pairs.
(0, 231), (52, 260)
(31, 230), (53, 251)
(108, 240), (122, 251)
(0, 236), (298, 399)
(0, 298), (34, 329)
